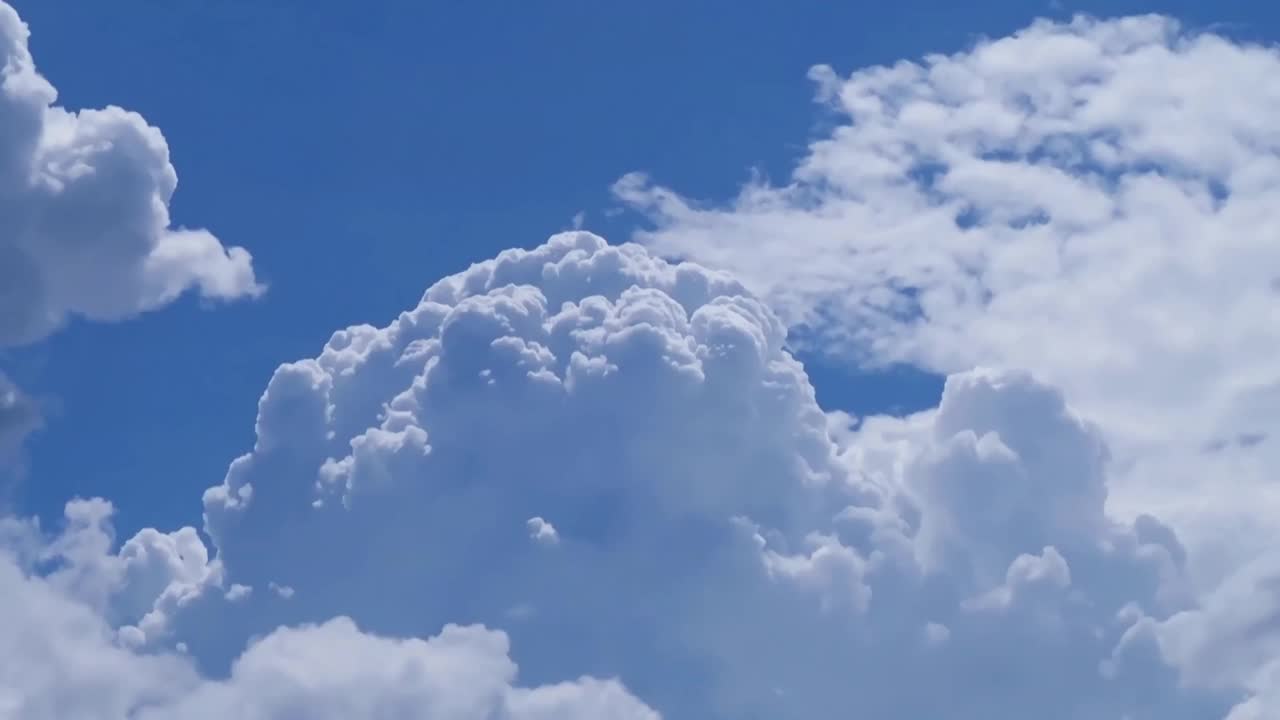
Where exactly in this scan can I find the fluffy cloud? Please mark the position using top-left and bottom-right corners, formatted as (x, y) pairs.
(0, 1), (260, 348)
(0, 503), (657, 720)
(1158, 552), (1280, 717)
(615, 15), (1280, 575)
(185, 232), (1247, 718)
(3, 498), (218, 645)
(0, 548), (197, 720)
(147, 620), (658, 720)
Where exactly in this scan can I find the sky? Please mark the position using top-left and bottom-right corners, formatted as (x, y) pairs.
(1, 1), (1279, 719)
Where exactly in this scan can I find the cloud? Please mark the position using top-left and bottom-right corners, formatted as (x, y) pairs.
(0, 1), (261, 348)
(1, 3), (1272, 714)
(526, 516), (560, 546)
(1157, 552), (1280, 715)
(615, 14), (1280, 584)
(0, 548), (198, 720)
(0, 547), (658, 720)
(0, 371), (40, 463)
(16, 497), (218, 646)
(183, 232), (1248, 717)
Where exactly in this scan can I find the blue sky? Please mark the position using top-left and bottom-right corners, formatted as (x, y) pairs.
(7, 0), (1271, 537)
(3, 1), (1280, 717)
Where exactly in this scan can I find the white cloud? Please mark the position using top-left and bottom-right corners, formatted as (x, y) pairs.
(0, 548), (198, 720)
(0, 371), (39, 463)
(19, 498), (219, 645)
(0, 547), (657, 720)
(267, 581), (294, 599)
(0, 1), (261, 348)
(1158, 552), (1280, 714)
(615, 14), (1280, 588)
(526, 516), (559, 546)
(185, 232), (1248, 717)
(145, 618), (659, 720)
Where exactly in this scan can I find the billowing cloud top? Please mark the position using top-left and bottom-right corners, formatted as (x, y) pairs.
(617, 14), (1280, 590)
(0, 2), (260, 348)
(169, 232), (1249, 717)
(1, 229), (1268, 717)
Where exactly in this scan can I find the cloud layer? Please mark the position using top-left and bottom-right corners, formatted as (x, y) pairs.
(0, 2), (260, 348)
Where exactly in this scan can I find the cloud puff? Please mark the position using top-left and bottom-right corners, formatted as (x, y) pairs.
(8, 497), (218, 646)
(1157, 552), (1280, 717)
(0, 546), (657, 720)
(0, 1), (260, 348)
(615, 15), (1280, 570)
(149, 619), (658, 720)
(526, 516), (560, 546)
(0, 371), (39, 463)
(0, 548), (197, 720)
(186, 232), (1246, 718)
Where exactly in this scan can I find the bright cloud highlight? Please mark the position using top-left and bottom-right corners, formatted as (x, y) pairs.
(0, 2), (260, 349)
(617, 14), (1280, 584)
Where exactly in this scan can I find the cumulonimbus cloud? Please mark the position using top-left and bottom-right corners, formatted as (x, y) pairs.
(1, 231), (1269, 717)
(175, 232), (1252, 717)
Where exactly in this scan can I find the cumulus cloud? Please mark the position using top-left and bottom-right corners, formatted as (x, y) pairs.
(0, 1), (260, 348)
(615, 15), (1280, 573)
(1158, 552), (1280, 715)
(0, 549), (197, 720)
(0, 546), (657, 720)
(0, 370), (39, 463)
(185, 232), (1249, 718)
(12, 497), (219, 646)
(526, 516), (559, 546)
